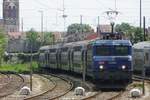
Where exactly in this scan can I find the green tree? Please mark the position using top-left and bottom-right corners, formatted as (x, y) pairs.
(43, 32), (54, 45)
(115, 23), (144, 43)
(67, 23), (94, 35)
(0, 28), (7, 66)
(133, 27), (143, 43)
(26, 29), (40, 52)
(26, 29), (39, 43)
(115, 23), (134, 38)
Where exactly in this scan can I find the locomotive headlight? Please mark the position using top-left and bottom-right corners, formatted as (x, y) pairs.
(99, 65), (104, 69)
(121, 65), (126, 70)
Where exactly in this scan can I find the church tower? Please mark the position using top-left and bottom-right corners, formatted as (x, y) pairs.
(3, 0), (19, 33)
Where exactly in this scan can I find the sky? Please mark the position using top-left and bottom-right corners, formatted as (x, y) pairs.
(0, 0), (150, 32)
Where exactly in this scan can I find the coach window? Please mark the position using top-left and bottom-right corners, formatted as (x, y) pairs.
(62, 47), (68, 52)
(50, 49), (56, 53)
(145, 53), (149, 62)
(74, 46), (82, 51)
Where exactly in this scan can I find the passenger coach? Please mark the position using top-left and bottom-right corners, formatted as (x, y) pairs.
(133, 41), (150, 74)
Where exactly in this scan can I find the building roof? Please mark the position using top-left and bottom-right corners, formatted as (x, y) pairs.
(8, 32), (22, 39)
(98, 24), (112, 33)
(85, 33), (98, 40)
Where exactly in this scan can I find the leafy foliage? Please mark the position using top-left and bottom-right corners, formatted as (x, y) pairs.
(26, 29), (40, 52)
(67, 23), (94, 35)
(43, 32), (54, 45)
(0, 28), (7, 66)
(26, 29), (39, 43)
(133, 27), (144, 43)
(115, 23), (144, 43)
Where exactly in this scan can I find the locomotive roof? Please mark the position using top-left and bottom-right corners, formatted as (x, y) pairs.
(93, 40), (132, 46)
(133, 41), (150, 49)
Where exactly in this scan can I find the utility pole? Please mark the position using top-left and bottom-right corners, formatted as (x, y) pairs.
(21, 17), (24, 53)
(80, 15), (83, 25)
(97, 16), (100, 35)
(30, 41), (33, 91)
(142, 58), (145, 95)
(80, 15), (83, 41)
(39, 11), (44, 44)
(98, 16), (100, 25)
(143, 16), (146, 41)
(140, 0), (142, 29)
(80, 15), (85, 84)
(52, 34), (55, 45)
(142, 24), (147, 95)
(115, 0), (117, 10)
(97, 16), (101, 38)
(62, 0), (67, 43)
(21, 17), (24, 34)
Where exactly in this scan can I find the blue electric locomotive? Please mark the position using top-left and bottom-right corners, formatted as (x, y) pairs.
(39, 39), (132, 83)
(91, 40), (132, 82)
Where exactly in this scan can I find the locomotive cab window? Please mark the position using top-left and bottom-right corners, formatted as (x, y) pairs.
(114, 46), (129, 56)
(95, 46), (111, 56)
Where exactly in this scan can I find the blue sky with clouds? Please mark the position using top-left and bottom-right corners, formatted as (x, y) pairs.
(0, 0), (150, 31)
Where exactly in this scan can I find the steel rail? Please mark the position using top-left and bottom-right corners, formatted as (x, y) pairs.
(0, 72), (25, 98)
(24, 74), (57, 100)
(24, 73), (73, 100)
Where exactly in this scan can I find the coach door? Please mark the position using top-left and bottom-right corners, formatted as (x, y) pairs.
(70, 49), (74, 72)
(86, 44), (93, 77)
(73, 46), (83, 73)
(56, 49), (61, 70)
(144, 48), (150, 67)
(61, 47), (70, 71)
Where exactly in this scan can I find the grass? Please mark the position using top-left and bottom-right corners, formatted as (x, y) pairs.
(0, 62), (39, 73)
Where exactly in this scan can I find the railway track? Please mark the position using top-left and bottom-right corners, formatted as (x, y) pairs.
(56, 74), (123, 100)
(81, 75), (150, 100)
(0, 73), (10, 89)
(80, 91), (123, 100)
(133, 75), (150, 81)
(23, 74), (150, 100)
(24, 74), (73, 100)
(0, 72), (25, 99)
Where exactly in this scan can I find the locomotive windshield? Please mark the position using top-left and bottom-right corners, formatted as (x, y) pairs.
(114, 46), (129, 56)
(95, 46), (111, 56)
(95, 45), (130, 56)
